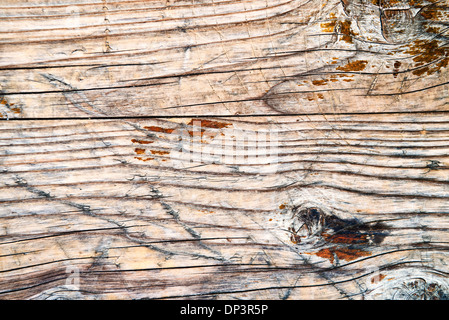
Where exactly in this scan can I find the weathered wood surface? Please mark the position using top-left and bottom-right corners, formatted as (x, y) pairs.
(1, 0), (449, 118)
(1, 0), (449, 300)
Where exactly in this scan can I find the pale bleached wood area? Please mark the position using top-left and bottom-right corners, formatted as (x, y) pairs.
(1, 0), (449, 300)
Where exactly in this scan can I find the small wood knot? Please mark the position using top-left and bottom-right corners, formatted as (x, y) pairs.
(393, 279), (449, 300)
(288, 206), (388, 246)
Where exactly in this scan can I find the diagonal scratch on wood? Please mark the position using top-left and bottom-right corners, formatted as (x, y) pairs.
(150, 186), (228, 262)
(40, 73), (105, 117)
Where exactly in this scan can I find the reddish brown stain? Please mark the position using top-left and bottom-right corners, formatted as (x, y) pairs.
(312, 79), (328, 86)
(313, 247), (371, 264)
(143, 126), (175, 134)
(0, 98), (21, 116)
(279, 204), (286, 209)
(187, 119), (232, 129)
(320, 13), (336, 32)
(339, 20), (355, 43)
(186, 119), (232, 138)
(336, 60), (368, 72)
(290, 208), (389, 264)
(134, 157), (154, 162)
(393, 61), (402, 78)
(322, 232), (368, 244)
(150, 150), (170, 155)
(412, 66), (429, 76)
(134, 148), (146, 155)
(405, 39), (449, 76)
(319, 13), (356, 43)
(187, 129), (206, 137)
(131, 139), (154, 144)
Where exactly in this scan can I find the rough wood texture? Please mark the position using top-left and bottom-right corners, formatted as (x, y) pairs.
(0, 0), (449, 300)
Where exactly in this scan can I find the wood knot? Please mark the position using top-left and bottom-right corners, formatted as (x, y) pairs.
(288, 207), (388, 246)
(393, 279), (449, 300)
(380, 8), (416, 43)
(366, 270), (449, 300)
(288, 207), (324, 244)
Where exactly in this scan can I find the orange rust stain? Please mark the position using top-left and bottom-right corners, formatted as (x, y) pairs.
(322, 232), (368, 244)
(412, 67), (429, 76)
(134, 148), (146, 155)
(279, 204), (286, 209)
(313, 247), (371, 264)
(336, 60), (368, 72)
(0, 98), (21, 115)
(131, 139), (153, 144)
(320, 13), (336, 32)
(134, 157), (154, 162)
(420, 5), (447, 20)
(312, 79), (328, 86)
(404, 39), (449, 76)
(187, 129), (206, 137)
(187, 119), (232, 129)
(150, 150), (170, 155)
(339, 20), (355, 43)
(317, 93), (324, 99)
(143, 126), (175, 134)
(199, 209), (214, 214)
(186, 119), (232, 138)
